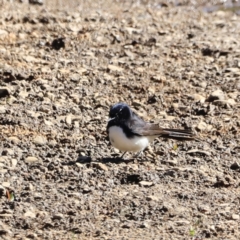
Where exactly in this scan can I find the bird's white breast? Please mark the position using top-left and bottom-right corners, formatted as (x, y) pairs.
(108, 126), (154, 152)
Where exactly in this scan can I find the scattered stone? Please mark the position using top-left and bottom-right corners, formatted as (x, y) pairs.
(236, 81), (240, 90)
(232, 214), (239, 220)
(159, 111), (167, 116)
(11, 159), (18, 169)
(2, 148), (14, 156)
(208, 89), (225, 102)
(193, 94), (206, 103)
(34, 193), (43, 200)
(44, 119), (54, 126)
(51, 38), (65, 50)
(52, 214), (64, 220)
(139, 181), (153, 187)
(70, 74), (81, 82)
(24, 210), (36, 218)
(91, 162), (108, 171)
(25, 156), (40, 163)
(22, 55), (38, 63)
(175, 220), (190, 226)
(29, 0), (44, 5)
(0, 89), (10, 98)
(140, 221), (150, 228)
(0, 29), (8, 40)
(198, 204), (211, 214)
(33, 135), (47, 145)
(228, 92), (238, 100)
(8, 136), (20, 143)
(213, 99), (236, 107)
(199, 81), (207, 88)
(225, 68), (240, 75)
(164, 115), (176, 121)
(165, 159), (178, 166)
(0, 185), (6, 197)
(146, 195), (159, 201)
(2, 182), (10, 188)
(0, 221), (12, 235)
(187, 149), (211, 156)
(230, 162), (240, 170)
(108, 65), (123, 72)
(226, 98), (236, 106)
(172, 103), (178, 109)
(65, 115), (72, 125)
(197, 121), (207, 131)
(0, 106), (6, 114)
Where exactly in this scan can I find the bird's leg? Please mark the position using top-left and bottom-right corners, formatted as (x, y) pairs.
(120, 151), (142, 160)
(120, 152), (127, 159)
(133, 151), (142, 159)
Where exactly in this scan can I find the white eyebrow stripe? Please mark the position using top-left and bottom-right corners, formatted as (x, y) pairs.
(108, 117), (115, 122)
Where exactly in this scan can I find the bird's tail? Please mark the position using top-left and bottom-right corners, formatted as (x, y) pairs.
(160, 128), (195, 141)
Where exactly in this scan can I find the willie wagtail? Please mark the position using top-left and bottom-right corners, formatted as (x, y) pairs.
(107, 103), (195, 158)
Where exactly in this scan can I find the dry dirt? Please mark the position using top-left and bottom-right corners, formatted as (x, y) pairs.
(0, 0), (240, 239)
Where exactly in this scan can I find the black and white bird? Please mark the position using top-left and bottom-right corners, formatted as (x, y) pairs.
(107, 103), (195, 158)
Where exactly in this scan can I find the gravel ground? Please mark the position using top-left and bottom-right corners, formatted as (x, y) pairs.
(0, 1), (240, 239)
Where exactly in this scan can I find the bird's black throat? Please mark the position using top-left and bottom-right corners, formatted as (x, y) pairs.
(107, 119), (140, 139)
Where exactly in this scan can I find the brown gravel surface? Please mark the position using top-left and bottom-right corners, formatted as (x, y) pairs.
(0, 1), (240, 239)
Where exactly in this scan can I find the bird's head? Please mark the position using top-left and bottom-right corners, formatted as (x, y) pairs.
(109, 103), (132, 122)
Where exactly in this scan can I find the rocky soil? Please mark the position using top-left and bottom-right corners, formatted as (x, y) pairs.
(0, 0), (239, 239)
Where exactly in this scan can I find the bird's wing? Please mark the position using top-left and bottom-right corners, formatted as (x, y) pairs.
(128, 112), (164, 136)
(130, 121), (165, 136)
(129, 113), (195, 140)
